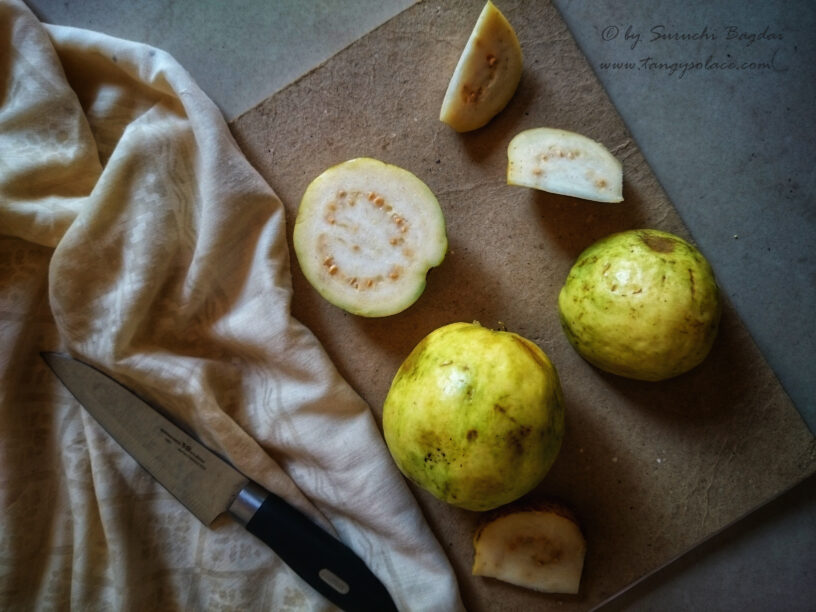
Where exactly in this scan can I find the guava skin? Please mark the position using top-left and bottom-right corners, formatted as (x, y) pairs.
(558, 229), (721, 381)
(382, 322), (564, 511)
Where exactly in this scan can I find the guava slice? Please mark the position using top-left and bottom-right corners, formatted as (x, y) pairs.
(472, 501), (586, 594)
(293, 157), (447, 317)
(507, 127), (623, 202)
(439, 1), (523, 132)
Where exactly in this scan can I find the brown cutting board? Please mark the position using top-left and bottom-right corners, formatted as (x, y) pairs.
(229, 1), (816, 609)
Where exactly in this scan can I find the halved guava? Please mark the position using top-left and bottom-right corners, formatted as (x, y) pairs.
(439, 1), (523, 132)
(293, 158), (447, 317)
(507, 127), (623, 203)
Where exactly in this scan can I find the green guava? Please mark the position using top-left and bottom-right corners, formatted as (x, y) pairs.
(558, 229), (721, 381)
(382, 322), (564, 511)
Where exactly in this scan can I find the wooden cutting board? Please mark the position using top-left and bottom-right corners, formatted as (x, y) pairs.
(229, 1), (816, 609)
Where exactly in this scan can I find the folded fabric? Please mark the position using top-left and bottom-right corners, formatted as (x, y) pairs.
(0, 1), (463, 609)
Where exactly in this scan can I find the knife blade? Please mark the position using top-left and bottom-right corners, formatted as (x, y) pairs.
(41, 352), (398, 612)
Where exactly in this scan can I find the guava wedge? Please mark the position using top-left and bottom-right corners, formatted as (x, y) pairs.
(293, 157), (447, 317)
(472, 501), (586, 594)
(439, 1), (523, 132)
(507, 127), (623, 202)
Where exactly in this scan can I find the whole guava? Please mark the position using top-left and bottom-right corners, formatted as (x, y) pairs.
(382, 322), (564, 511)
(558, 229), (721, 381)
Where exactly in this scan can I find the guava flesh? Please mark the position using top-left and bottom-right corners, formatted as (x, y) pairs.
(293, 158), (447, 317)
(383, 322), (564, 511)
(558, 229), (721, 381)
(507, 127), (623, 203)
(439, 1), (523, 132)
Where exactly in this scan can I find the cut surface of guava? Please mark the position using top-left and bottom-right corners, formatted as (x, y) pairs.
(439, 1), (523, 132)
(293, 157), (447, 317)
(472, 501), (586, 594)
(507, 127), (623, 202)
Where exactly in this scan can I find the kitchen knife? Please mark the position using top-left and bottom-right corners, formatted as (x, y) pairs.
(41, 352), (398, 612)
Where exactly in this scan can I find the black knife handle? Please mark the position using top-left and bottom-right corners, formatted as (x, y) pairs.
(230, 482), (398, 612)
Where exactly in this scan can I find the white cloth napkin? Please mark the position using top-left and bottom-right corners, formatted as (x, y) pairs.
(0, 1), (463, 609)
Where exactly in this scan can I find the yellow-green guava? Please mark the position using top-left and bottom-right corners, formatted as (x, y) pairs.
(558, 229), (721, 381)
(382, 322), (564, 511)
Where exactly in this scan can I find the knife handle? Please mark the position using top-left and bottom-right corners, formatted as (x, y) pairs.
(229, 482), (398, 612)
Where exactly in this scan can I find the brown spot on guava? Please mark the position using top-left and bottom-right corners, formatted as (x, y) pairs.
(577, 255), (599, 268)
(506, 425), (532, 454)
(467, 429), (479, 441)
(417, 429), (442, 451)
(641, 233), (676, 253)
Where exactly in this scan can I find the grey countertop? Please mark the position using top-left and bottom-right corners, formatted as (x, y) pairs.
(24, 1), (816, 610)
